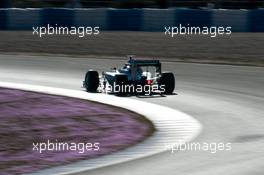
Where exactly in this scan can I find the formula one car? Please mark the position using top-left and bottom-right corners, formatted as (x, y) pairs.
(83, 56), (175, 95)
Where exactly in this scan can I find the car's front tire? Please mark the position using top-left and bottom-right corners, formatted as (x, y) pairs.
(84, 70), (99, 92)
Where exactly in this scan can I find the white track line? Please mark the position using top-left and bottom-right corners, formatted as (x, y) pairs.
(0, 82), (202, 175)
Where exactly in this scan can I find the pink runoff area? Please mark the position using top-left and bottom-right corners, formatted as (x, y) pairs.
(0, 87), (154, 175)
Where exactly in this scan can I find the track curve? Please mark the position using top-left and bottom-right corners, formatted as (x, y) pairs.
(0, 54), (264, 175)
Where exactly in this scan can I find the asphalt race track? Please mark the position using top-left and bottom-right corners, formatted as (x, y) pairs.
(0, 54), (264, 175)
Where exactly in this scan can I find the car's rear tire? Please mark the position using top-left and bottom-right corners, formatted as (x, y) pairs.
(114, 74), (128, 95)
(84, 70), (99, 92)
(160, 72), (175, 94)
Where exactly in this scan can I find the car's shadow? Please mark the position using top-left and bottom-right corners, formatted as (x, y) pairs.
(113, 92), (178, 98)
(135, 92), (178, 98)
(82, 89), (178, 98)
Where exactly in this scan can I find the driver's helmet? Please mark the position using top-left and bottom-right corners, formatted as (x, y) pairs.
(128, 56), (134, 64)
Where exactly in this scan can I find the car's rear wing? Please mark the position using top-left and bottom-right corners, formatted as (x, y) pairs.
(128, 59), (162, 81)
(128, 59), (161, 67)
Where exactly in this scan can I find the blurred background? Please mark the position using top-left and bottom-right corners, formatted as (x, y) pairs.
(0, 0), (264, 9)
(0, 0), (263, 66)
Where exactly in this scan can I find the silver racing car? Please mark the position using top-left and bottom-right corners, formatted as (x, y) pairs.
(83, 56), (175, 95)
